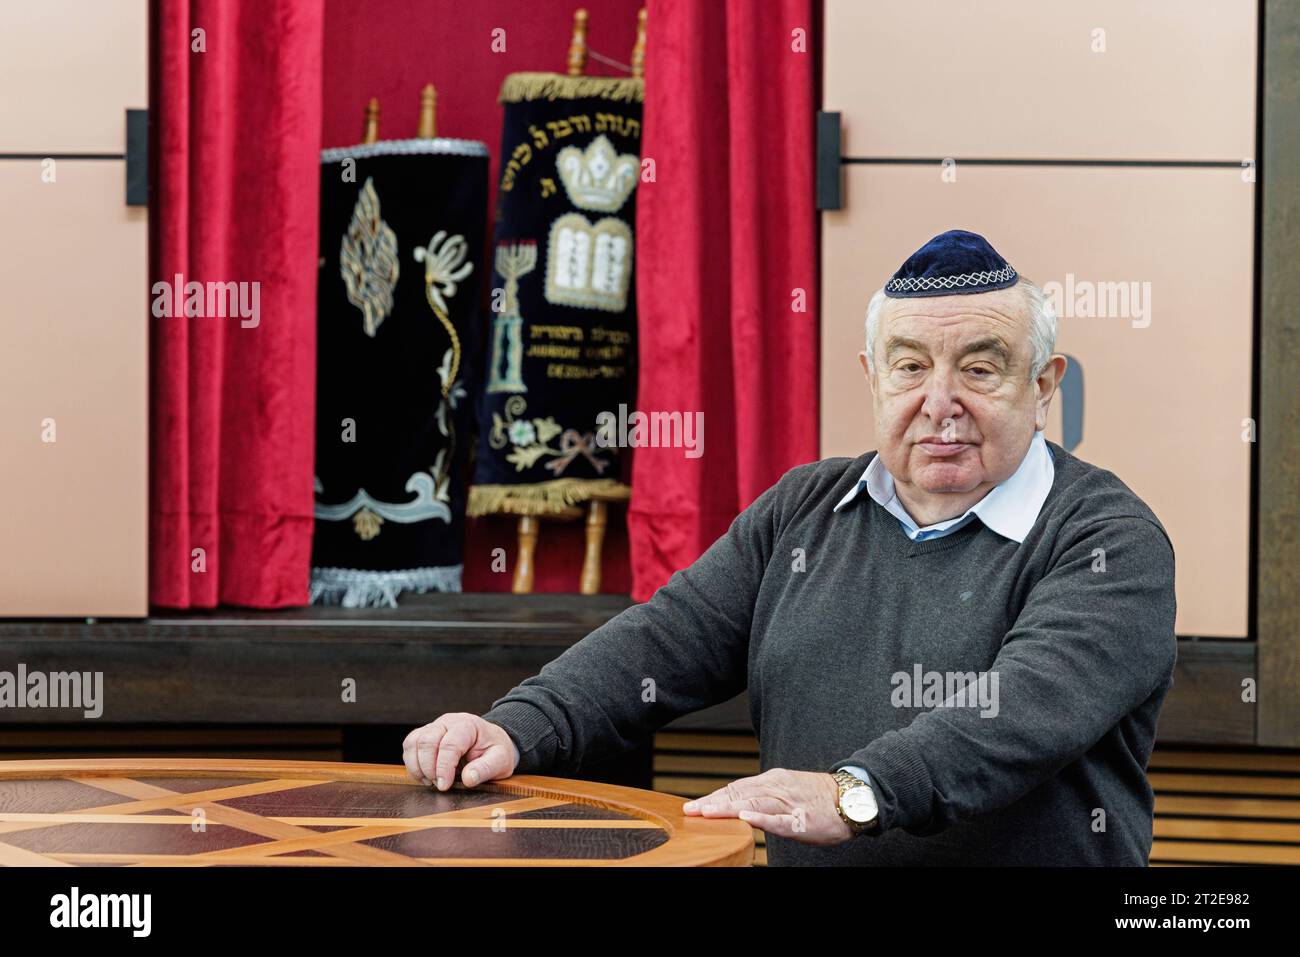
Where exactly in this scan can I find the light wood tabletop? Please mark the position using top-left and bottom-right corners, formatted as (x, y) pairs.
(0, 758), (754, 867)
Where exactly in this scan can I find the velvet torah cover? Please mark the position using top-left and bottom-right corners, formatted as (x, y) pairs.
(312, 139), (489, 605)
(469, 73), (643, 518)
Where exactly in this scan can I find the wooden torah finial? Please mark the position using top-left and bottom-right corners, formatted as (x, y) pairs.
(566, 9), (589, 76)
(417, 84), (437, 138)
(512, 516), (540, 594)
(630, 8), (647, 79)
(362, 97), (380, 144)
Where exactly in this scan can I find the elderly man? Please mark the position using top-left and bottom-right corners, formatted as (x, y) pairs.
(403, 229), (1177, 866)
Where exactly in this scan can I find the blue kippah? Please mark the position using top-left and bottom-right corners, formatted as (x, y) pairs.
(884, 229), (1018, 298)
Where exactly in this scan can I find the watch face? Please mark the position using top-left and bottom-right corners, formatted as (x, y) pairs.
(842, 787), (878, 824)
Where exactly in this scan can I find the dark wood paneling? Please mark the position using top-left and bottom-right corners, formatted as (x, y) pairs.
(0, 598), (1250, 745)
(0, 594), (632, 725)
(0, 726), (344, 763)
(1158, 639), (1257, 745)
(1258, 0), (1300, 747)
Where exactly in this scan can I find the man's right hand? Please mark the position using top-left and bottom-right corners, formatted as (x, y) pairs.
(402, 713), (521, 791)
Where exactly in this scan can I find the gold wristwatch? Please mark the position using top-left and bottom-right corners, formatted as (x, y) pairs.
(832, 769), (879, 835)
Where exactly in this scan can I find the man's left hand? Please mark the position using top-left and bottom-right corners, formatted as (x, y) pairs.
(681, 768), (855, 845)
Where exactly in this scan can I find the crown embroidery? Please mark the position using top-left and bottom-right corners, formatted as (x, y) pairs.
(556, 134), (639, 213)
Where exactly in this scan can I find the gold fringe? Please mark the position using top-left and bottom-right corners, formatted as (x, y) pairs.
(498, 72), (644, 105)
(467, 478), (631, 518)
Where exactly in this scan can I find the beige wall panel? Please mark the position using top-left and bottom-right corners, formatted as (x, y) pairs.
(820, 165), (1252, 638)
(826, 0), (1256, 161)
(0, 0), (148, 153)
(0, 161), (147, 615)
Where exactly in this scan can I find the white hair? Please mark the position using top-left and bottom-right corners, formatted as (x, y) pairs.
(863, 275), (1057, 380)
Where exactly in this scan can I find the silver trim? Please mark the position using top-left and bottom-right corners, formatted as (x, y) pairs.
(309, 564), (463, 607)
(321, 138), (489, 163)
(885, 264), (1017, 293)
(314, 472), (452, 525)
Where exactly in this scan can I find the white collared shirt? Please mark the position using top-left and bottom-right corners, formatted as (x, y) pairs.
(831, 430), (1056, 544)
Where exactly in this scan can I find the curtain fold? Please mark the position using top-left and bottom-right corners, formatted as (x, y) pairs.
(629, 0), (819, 602)
(150, 0), (324, 607)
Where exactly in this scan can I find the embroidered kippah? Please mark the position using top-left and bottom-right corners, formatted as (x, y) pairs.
(884, 229), (1018, 298)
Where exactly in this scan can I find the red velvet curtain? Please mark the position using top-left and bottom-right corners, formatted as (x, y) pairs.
(629, 0), (820, 601)
(147, 0), (815, 607)
(150, 0), (324, 607)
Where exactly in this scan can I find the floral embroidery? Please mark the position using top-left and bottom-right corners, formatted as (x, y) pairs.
(340, 178), (400, 337)
(488, 395), (609, 475)
(508, 419), (537, 446)
(413, 230), (473, 315)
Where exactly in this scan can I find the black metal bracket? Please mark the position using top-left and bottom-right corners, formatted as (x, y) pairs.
(125, 108), (148, 206)
(816, 111), (842, 210)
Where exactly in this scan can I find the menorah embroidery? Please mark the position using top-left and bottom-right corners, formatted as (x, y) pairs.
(544, 213), (633, 313)
(487, 241), (537, 393)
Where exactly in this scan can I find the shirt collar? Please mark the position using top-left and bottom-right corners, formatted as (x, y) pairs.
(831, 431), (1056, 544)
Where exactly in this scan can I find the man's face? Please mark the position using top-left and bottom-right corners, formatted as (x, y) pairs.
(859, 286), (1063, 511)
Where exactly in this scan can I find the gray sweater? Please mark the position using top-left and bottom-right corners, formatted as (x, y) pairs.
(482, 441), (1177, 865)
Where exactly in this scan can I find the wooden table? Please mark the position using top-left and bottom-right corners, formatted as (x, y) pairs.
(0, 759), (754, 866)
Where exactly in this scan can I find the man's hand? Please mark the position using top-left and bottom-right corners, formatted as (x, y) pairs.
(402, 713), (521, 790)
(681, 768), (855, 845)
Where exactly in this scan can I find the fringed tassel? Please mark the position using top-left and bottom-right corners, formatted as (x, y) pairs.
(467, 478), (630, 517)
(309, 565), (463, 608)
(497, 72), (644, 105)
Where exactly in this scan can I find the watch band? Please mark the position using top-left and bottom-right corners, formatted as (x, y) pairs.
(832, 768), (878, 835)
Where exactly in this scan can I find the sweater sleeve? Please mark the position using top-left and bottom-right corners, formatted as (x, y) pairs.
(480, 466), (798, 775)
(833, 514), (1177, 837)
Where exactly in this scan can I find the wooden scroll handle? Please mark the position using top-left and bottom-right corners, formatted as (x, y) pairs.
(362, 97), (380, 144)
(512, 515), (540, 594)
(567, 9), (589, 76)
(418, 84), (437, 138)
(579, 500), (608, 595)
(631, 8), (647, 79)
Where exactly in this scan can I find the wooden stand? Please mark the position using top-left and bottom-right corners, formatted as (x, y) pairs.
(579, 500), (609, 594)
(512, 515), (541, 594)
(509, 492), (629, 595)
